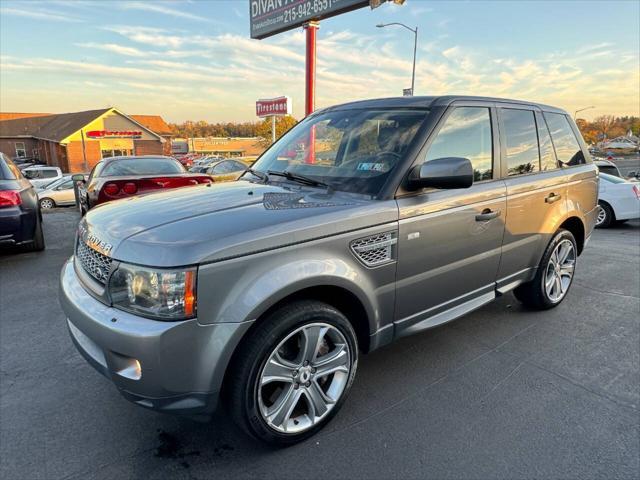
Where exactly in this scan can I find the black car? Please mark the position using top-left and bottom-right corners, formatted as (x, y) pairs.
(0, 153), (45, 251)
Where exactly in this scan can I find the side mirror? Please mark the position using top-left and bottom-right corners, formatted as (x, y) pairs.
(71, 174), (85, 182)
(406, 157), (474, 190)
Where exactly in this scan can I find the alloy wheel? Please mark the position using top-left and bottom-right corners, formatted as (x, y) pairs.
(595, 206), (607, 226)
(257, 323), (351, 434)
(543, 239), (576, 303)
(40, 199), (54, 209)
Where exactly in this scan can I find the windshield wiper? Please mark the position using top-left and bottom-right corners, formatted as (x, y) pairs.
(245, 168), (269, 184)
(267, 170), (331, 190)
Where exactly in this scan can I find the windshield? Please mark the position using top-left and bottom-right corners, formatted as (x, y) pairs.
(101, 158), (185, 177)
(249, 108), (428, 195)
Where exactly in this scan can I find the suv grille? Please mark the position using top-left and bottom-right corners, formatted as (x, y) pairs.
(77, 240), (112, 284)
(350, 231), (397, 267)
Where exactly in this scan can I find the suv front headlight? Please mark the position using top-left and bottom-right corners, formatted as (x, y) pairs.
(109, 263), (197, 320)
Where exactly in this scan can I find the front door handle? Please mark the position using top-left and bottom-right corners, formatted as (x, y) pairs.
(475, 209), (501, 221)
(545, 192), (562, 204)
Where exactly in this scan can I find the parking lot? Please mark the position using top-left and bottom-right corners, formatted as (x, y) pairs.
(1, 209), (638, 480)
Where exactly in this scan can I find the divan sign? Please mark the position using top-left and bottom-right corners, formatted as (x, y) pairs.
(86, 130), (143, 139)
(249, 0), (369, 39)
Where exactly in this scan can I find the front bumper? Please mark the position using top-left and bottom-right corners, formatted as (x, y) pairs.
(59, 258), (253, 416)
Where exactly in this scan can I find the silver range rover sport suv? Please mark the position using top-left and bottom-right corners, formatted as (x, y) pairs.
(60, 96), (598, 445)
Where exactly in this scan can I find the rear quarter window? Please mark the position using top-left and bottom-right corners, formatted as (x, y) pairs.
(544, 113), (585, 167)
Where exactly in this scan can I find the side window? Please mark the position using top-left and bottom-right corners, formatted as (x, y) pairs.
(544, 113), (585, 166)
(501, 109), (540, 176)
(426, 107), (493, 181)
(58, 180), (74, 190)
(24, 169), (41, 179)
(42, 170), (58, 178)
(535, 112), (558, 171)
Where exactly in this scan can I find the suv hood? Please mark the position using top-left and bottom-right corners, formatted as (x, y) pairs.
(81, 181), (398, 266)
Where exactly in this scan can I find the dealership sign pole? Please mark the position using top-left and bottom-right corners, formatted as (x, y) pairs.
(249, 1), (394, 117)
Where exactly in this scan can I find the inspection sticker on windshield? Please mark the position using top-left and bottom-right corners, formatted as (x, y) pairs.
(357, 162), (387, 172)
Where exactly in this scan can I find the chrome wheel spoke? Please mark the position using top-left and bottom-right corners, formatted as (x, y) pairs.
(261, 352), (297, 385)
(304, 380), (332, 419)
(313, 344), (349, 377)
(300, 325), (328, 364)
(267, 384), (302, 429)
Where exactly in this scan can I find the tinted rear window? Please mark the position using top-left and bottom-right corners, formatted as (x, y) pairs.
(544, 113), (585, 166)
(101, 158), (185, 177)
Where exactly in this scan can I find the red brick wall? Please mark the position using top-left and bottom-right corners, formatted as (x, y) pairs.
(134, 140), (163, 156)
(66, 141), (101, 173)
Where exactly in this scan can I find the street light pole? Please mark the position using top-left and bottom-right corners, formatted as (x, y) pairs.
(377, 22), (418, 95)
(574, 105), (595, 120)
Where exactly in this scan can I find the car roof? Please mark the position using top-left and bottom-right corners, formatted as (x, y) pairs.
(24, 165), (59, 170)
(319, 95), (567, 115)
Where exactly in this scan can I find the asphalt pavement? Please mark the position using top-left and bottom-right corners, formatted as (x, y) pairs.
(1, 209), (638, 480)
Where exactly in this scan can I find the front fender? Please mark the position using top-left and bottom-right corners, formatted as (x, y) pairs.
(196, 247), (396, 339)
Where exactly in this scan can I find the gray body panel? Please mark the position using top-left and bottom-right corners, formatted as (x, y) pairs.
(59, 95), (598, 417)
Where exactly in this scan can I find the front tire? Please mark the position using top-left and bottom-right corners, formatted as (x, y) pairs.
(39, 198), (55, 210)
(513, 229), (577, 310)
(227, 300), (358, 446)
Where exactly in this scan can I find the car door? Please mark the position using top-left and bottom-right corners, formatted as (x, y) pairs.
(394, 104), (507, 337)
(495, 107), (569, 289)
(53, 179), (76, 205)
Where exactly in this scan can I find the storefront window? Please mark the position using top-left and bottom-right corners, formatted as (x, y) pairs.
(101, 149), (133, 159)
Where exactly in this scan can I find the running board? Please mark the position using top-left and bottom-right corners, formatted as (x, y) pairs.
(394, 291), (495, 339)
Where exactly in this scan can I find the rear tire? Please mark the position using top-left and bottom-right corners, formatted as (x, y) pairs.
(227, 300), (358, 446)
(513, 229), (576, 310)
(595, 201), (614, 228)
(23, 215), (45, 252)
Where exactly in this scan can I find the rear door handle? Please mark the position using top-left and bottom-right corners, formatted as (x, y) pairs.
(545, 193), (562, 204)
(475, 209), (501, 221)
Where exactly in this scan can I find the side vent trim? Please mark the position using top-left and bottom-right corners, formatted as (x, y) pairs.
(350, 231), (398, 267)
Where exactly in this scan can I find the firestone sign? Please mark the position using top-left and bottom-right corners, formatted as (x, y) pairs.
(256, 96), (292, 117)
(86, 130), (143, 139)
(249, 0), (369, 39)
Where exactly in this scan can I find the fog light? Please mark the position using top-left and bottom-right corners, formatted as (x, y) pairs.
(112, 354), (142, 380)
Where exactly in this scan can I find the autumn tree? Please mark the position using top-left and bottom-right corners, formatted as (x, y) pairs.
(256, 115), (298, 146)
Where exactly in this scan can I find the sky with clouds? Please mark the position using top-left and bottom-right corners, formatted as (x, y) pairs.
(1, 0), (638, 123)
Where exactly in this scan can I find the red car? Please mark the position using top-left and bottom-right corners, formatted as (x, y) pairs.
(74, 156), (211, 214)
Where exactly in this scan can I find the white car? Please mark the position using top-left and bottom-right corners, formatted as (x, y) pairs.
(22, 166), (63, 189)
(596, 173), (640, 228)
